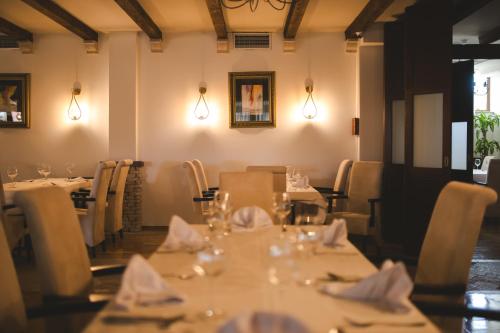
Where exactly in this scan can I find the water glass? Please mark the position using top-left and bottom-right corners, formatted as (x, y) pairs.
(37, 163), (51, 180)
(213, 191), (232, 234)
(273, 192), (292, 232)
(7, 166), (18, 188)
(65, 162), (75, 181)
(192, 247), (226, 319)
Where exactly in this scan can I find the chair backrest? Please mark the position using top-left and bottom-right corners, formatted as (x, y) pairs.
(219, 172), (274, 217)
(85, 161), (116, 246)
(106, 159), (133, 233)
(415, 181), (497, 287)
(345, 161), (383, 214)
(192, 159), (209, 192)
(485, 159), (500, 218)
(246, 166), (286, 192)
(0, 175), (6, 209)
(183, 161), (207, 216)
(481, 156), (495, 171)
(0, 218), (27, 333)
(333, 159), (353, 193)
(14, 186), (93, 298)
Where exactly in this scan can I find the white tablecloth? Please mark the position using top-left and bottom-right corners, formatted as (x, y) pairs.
(83, 226), (438, 333)
(473, 170), (488, 184)
(3, 178), (91, 205)
(286, 182), (324, 202)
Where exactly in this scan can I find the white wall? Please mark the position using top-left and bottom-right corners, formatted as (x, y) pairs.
(138, 32), (358, 225)
(0, 34), (109, 179)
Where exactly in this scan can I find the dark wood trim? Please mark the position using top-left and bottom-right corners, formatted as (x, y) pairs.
(0, 17), (33, 41)
(345, 0), (395, 40)
(21, 0), (98, 42)
(479, 25), (500, 45)
(453, 0), (495, 24)
(114, 0), (162, 40)
(283, 0), (309, 39)
(205, 0), (228, 40)
(452, 44), (500, 59)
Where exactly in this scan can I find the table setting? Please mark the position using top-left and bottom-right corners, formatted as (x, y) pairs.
(83, 191), (438, 333)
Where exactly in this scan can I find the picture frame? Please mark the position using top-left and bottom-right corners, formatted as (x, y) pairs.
(0, 73), (30, 128)
(229, 71), (275, 128)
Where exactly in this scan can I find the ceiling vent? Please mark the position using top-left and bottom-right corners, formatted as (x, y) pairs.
(233, 33), (271, 50)
(0, 37), (19, 49)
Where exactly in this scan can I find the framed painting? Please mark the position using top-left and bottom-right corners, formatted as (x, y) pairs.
(229, 71), (275, 128)
(0, 73), (30, 128)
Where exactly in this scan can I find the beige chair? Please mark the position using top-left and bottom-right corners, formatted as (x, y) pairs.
(192, 159), (218, 194)
(14, 186), (125, 300)
(485, 159), (500, 218)
(0, 218), (26, 332)
(329, 161), (383, 248)
(73, 161), (116, 257)
(315, 159), (353, 212)
(246, 165), (286, 192)
(219, 172), (274, 217)
(481, 155), (495, 172)
(105, 159), (133, 242)
(183, 161), (213, 218)
(0, 176), (26, 251)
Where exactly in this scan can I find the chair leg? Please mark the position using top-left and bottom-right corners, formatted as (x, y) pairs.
(101, 241), (106, 252)
(24, 234), (33, 261)
(111, 234), (116, 245)
(362, 236), (368, 254)
(119, 229), (124, 239)
(89, 246), (96, 258)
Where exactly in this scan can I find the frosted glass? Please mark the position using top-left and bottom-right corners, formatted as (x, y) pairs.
(413, 93), (443, 168)
(451, 122), (467, 170)
(392, 100), (405, 164)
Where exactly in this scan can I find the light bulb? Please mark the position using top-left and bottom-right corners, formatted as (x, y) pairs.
(302, 82), (318, 119)
(67, 82), (82, 121)
(194, 83), (210, 120)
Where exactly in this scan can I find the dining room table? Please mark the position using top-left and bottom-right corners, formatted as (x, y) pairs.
(286, 179), (325, 202)
(83, 225), (439, 333)
(3, 177), (91, 205)
(473, 169), (488, 185)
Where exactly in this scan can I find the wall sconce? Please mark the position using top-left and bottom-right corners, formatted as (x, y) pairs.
(303, 78), (318, 119)
(193, 82), (210, 120)
(67, 82), (82, 120)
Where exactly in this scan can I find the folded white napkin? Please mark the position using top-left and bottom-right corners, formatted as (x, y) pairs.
(218, 311), (310, 333)
(321, 260), (413, 312)
(230, 206), (273, 232)
(322, 219), (348, 247)
(115, 254), (183, 310)
(160, 215), (205, 251)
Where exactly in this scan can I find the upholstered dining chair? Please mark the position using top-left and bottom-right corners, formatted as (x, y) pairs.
(485, 159), (500, 219)
(219, 172), (274, 217)
(481, 155), (495, 172)
(72, 160), (116, 257)
(246, 165), (287, 192)
(0, 175), (27, 251)
(183, 161), (213, 220)
(192, 159), (218, 196)
(105, 159), (133, 243)
(13, 186), (125, 300)
(315, 159), (353, 212)
(327, 161), (383, 250)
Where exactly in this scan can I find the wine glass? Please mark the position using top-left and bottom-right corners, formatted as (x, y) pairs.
(65, 162), (75, 181)
(37, 163), (51, 181)
(294, 200), (326, 254)
(474, 158), (482, 170)
(213, 191), (232, 235)
(273, 192), (292, 232)
(192, 247), (226, 319)
(7, 166), (18, 188)
(36, 163), (44, 180)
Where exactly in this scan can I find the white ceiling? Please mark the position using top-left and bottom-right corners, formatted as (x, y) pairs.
(0, 0), (415, 35)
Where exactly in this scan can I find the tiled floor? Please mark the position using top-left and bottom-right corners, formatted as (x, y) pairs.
(12, 223), (500, 332)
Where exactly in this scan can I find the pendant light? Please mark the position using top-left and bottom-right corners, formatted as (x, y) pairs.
(303, 79), (318, 119)
(194, 82), (210, 120)
(67, 81), (82, 121)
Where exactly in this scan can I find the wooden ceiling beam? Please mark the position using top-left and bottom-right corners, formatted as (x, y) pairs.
(114, 0), (162, 40)
(453, 0), (495, 24)
(21, 0), (98, 42)
(205, 0), (228, 40)
(283, 0), (310, 40)
(0, 17), (33, 41)
(479, 25), (500, 44)
(345, 0), (395, 40)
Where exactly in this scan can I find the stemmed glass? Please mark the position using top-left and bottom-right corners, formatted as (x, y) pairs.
(65, 162), (75, 181)
(294, 200), (326, 255)
(7, 166), (18, 188)
(37, 163), (51, 181)
(273, 192), (292, 232)
(474, 159), (482, 170)
(213, 191), (232, 235)
(192, 246), (226, 319)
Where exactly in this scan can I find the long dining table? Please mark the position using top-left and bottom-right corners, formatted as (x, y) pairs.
(83, 226), (439, 333)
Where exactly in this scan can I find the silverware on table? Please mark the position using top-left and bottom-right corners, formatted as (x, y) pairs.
(325, 272), (363, 283)
(101, 314), (185, 328)
(161, 272), (196, 280)
(344, 316), (426, 327)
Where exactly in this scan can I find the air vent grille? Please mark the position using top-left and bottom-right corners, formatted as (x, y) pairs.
(0, 37), (18, 49)
(233, 33), (271, 49)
